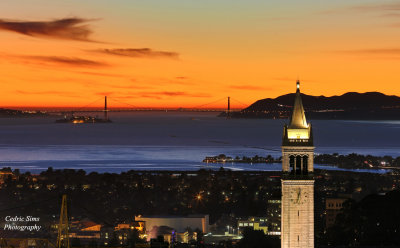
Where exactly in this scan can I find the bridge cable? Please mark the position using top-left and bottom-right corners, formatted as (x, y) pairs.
(108, 97), (139, 109)
(189, 97), (227, 109)
(230, 98), (249, 108)
(74, 97), (104, 112)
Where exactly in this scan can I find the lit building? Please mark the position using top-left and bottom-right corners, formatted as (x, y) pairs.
(238, 217), (268, 235)
(325, 198), (347, 228)
(237, 200), (282, 236)
(0, 171), (15, 185)
(281, 81), (314, 248)
(266, 199), (281, 235)
(135, 215), (209, 242)
(98, 222), (146, 246)
(68, 220), (102, 244)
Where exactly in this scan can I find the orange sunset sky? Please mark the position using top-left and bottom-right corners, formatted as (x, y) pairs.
(1, 0), (400, 109)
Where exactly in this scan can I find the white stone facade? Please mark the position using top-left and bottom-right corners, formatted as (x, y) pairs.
(281, 180), (314, 248)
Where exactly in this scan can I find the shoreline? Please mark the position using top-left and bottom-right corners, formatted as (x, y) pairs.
(1, 163), (393, 174)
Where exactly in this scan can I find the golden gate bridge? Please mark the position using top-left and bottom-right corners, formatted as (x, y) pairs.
(45, 96), (248, 113)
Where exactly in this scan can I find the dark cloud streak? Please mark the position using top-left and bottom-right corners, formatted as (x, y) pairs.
(0, 18), (95, 41)
(22, 55), (108, 67)
(96, 48), (179, 59)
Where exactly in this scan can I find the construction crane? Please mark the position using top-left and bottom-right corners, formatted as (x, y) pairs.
(0, 194), (71, 248)
(56, 194), (70, 248)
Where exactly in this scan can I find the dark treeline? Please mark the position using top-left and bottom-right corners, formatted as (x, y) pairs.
(203, 154), (278, 163)
(314, 153), (400, 169)
(204, 153), (400, 169)
(0, 108), (48, 117)
(321, 190), (400, 247)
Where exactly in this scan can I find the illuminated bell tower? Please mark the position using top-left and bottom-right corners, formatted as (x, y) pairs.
(281, 80), (314, 248)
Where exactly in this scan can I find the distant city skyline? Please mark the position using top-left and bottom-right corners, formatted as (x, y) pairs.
(1, 0), (400, 108)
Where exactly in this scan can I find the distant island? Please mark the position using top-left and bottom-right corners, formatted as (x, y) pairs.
(222, 92), (400, 119)
(0, 108), (48, 117)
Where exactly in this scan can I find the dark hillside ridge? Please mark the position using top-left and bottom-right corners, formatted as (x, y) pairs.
(223, 92), (400, 119)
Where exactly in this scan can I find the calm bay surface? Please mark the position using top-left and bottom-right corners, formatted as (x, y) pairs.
(0, 112), (398, 173)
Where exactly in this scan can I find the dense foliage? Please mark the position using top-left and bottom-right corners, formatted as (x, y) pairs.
(315, 153), (400, 169)
(237, 228), (280, 248)
(323, 190), (400, 247)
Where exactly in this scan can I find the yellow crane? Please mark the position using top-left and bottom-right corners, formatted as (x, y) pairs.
(56, 194), (70, 248)
(0, 194), (69, 248)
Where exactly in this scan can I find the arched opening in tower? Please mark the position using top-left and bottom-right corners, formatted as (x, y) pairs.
(289, 155), (295, 175)
(303, 156), (308, 175)
(296, 156), (302, 175)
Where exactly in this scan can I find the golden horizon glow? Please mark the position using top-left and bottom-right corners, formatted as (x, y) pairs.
(1, 1), (400, 108)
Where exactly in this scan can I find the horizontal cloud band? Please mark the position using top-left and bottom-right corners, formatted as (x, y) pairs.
(96, 48), (179, 59)
(0, 18), (94, 41)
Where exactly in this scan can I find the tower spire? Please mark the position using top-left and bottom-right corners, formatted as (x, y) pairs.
(289, 80), (307, 129)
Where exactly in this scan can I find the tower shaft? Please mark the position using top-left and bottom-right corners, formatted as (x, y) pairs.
(281, 81), (314, 248)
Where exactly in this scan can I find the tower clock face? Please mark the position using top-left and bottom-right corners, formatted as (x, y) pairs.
(290, 188), (309, 204)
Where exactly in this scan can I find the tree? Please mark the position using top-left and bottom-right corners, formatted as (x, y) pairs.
(324, 190), (400, 246)
(127, 229), (142, 247)
(108, 232), (119, 247)
(88, 239), (98, 248)
(71, 238), (81, 247)
(237, 228), (280, 248)
(194, 228), (204, 244)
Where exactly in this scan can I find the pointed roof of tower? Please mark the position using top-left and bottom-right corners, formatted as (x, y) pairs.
(288, 80), (308, 129)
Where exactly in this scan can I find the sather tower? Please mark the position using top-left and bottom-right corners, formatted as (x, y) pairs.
(281, 80), (314, 248)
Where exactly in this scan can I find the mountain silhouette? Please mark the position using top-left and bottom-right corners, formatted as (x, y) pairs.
(225, 92), (400, 120)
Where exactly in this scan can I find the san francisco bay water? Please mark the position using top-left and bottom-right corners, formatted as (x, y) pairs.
(0, 112), (398, 173)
